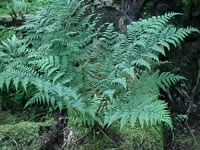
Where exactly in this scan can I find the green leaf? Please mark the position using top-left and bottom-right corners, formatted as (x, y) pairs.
(131, 59), (151, 70)
(21, 78), (28, 92)
(53, 72), (64, 84)
(130, 115), (137, 128)
(103, 89), (115, 101)
(122, 67), (136, 80)
(5, 78), (11, 91)
(120, 112), (129, 129)
(152, 45), (165, 55)
(112, 77), (127, 89)
(57, 101), (63, 111)
(13, 77), (20, 90)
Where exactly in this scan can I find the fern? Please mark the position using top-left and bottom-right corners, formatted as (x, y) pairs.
(104, 95), (172, 129)
(154, 70), (186, 91)
(0, 0), (199, 131)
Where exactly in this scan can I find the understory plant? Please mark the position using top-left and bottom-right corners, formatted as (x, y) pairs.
(8, 0), (28, 22)
(0, 0), (199, 129)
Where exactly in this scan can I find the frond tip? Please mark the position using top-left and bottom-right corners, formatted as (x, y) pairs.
(154, 70), (186, 91)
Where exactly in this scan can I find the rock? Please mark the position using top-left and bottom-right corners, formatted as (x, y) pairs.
(95, 6), (132, 33)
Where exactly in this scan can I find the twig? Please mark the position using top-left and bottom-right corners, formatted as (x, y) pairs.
(96, 125), (118, 147)
(185, 120), (199, 145)
(135, 138), (147, 150)
(3, 133), (19, 150)
(74, 133), (89, 144)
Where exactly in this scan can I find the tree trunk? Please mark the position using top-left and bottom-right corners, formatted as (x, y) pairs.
(121, 0), (147, 21)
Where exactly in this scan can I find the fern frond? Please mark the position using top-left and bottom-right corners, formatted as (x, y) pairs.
(153, 70), (186, 91)
(131, 59), (151, 70)
(104, 94), (172, 129)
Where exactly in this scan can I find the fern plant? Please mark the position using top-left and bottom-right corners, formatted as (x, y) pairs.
(0, 0), (199, 129)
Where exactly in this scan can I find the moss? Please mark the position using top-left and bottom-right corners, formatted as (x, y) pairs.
(0, 122), (41, 150)
(70, 122), (164, 150)
(0, 111), (21, 125)
(0, 96), (56, 149)
(116, 124), (164, 150)
(0, 113), (55, 150)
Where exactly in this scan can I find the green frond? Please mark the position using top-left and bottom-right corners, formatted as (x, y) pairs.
(104, 93), (172, 129)
(122, 67), (136, 80)
(141, 53), (159, 62)
(112, 77), (127, 89)
(103, 89), (115, 102)
(153, 70), (186, 91)
(98, 24), (119, 51)
(151, 45), (165, 56)
(131, 59), (151, 70)
(25, 92), (51, 107)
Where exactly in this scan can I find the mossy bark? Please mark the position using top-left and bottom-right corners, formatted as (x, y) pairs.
(68, 122), (164, 150)
(0, 111), (55, 150)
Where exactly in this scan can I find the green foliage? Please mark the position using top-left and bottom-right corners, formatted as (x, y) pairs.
(6, 0), (29, 21)
(11, 0), (28, 14)
(0, 0), (46, 17)
(0, 26), (15, 42)
(0, 0), (199, 130)
(0, 2), (9, 15)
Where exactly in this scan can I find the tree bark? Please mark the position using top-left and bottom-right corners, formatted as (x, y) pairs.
(121, 0), (147, 21)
